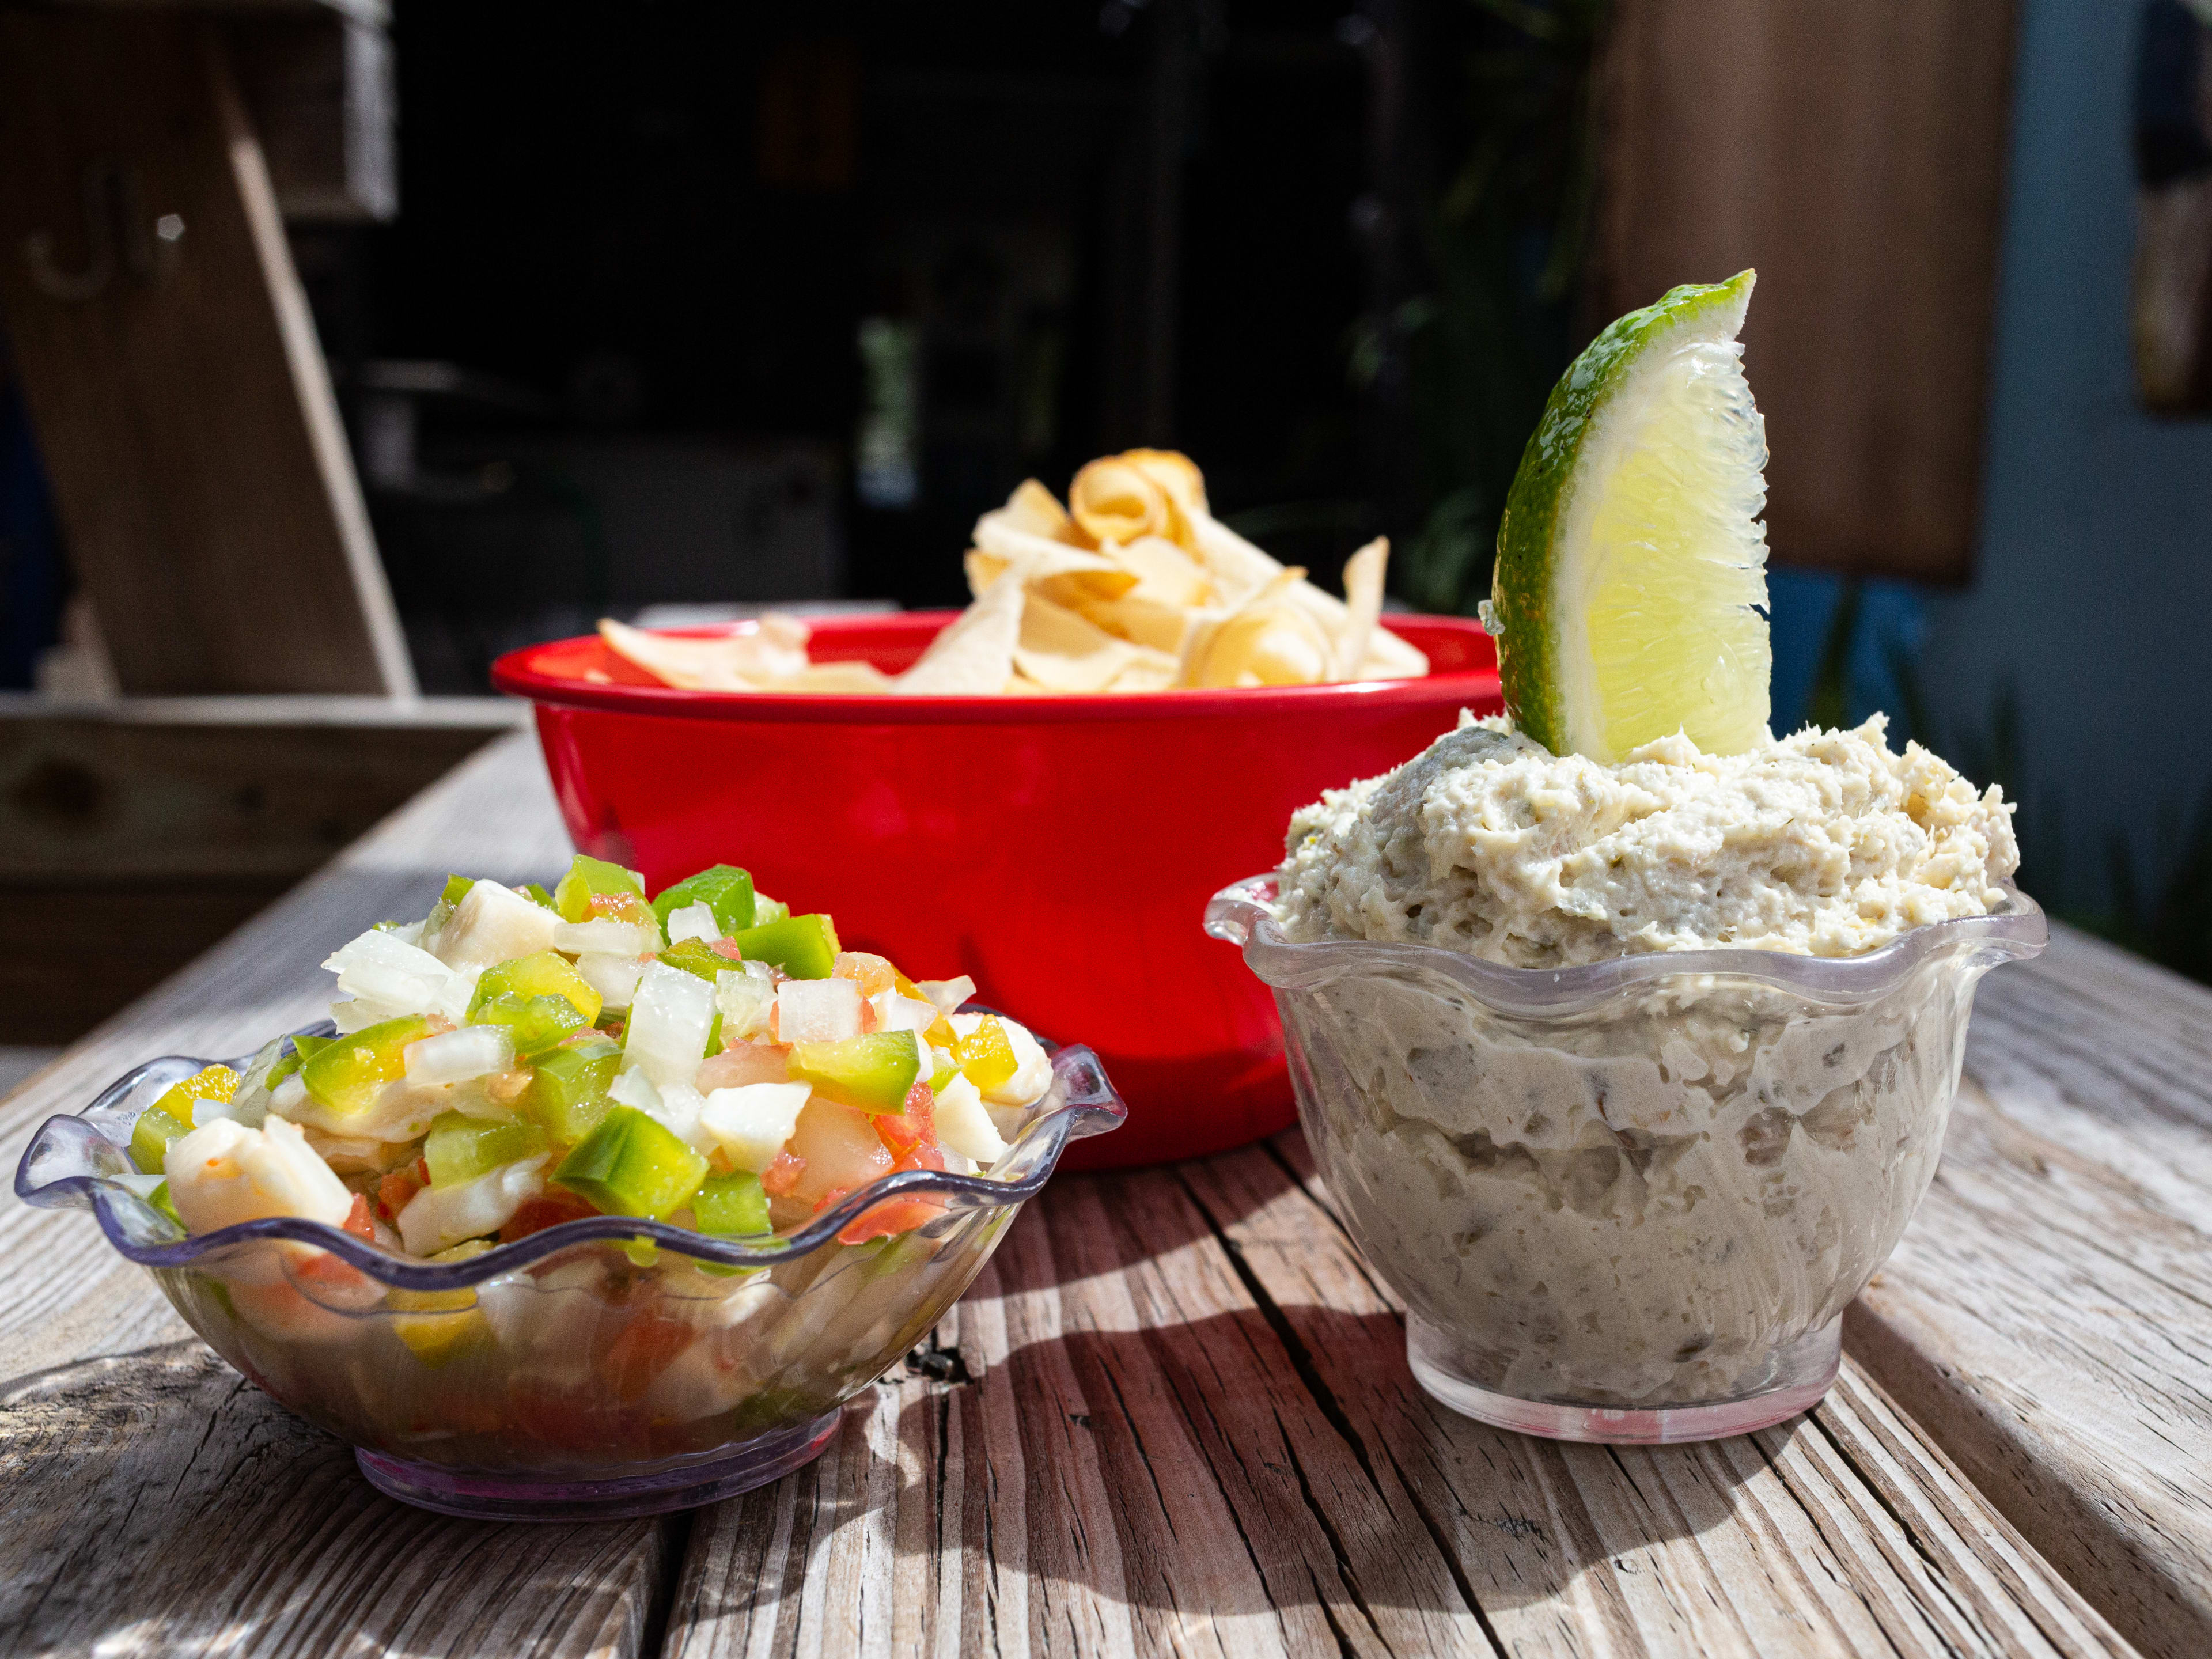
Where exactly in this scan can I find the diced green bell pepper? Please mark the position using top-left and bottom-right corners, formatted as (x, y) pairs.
(730, 912), (839, 979)
(424, 1111), (550, 1188)
(301, 1015), (433, 1116)
(522, 882), (556, 910)
(692, 1171), (772, 1237)
(148, 1180), (185, 1232)
(130, 1108), (194, 1175)
(554, 853), (646, 923)
(929, 1065), (959, 1096)
(752, 891), (790, 927)
(526, 1033), (622, 1143)
(472, 993), (588, 1058)
(656, 939), (732, 984)
(441, 873), (478, 907)
(554, 1105), (707, 1220)
(651, 864), (756, 936)
(472, 950), (602, 1024)
(787, 1029), (920, 1114)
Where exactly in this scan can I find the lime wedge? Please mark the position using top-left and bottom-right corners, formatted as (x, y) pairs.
(1486, 271), (1771, 762)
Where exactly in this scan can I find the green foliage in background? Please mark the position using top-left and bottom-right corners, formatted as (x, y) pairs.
(1887, 632), (2212, 990)
(1388, 0), (1608, 614)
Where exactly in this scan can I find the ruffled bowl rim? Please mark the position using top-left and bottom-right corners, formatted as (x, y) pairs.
(1205, 873), (2047, 1013)
(16, 1019), (1125, 1292)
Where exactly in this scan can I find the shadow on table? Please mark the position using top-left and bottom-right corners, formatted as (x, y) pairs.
(0, 1341), (669, 1657)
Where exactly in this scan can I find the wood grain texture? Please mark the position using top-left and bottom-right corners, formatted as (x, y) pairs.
(1592, 0), (2016, 584)
(0, 10), (410, 693)
(661, 1137), (2129, 1659)
(0, 736), (671, 1659)
(1849, 925), (2212, 1659)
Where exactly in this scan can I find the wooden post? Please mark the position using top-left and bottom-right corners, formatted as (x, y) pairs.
(1590, 0), (2020, 585)
(0, 9), (412, 694)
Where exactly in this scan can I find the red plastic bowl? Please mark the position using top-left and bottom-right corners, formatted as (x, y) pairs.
(493, 614), (1501, 1168)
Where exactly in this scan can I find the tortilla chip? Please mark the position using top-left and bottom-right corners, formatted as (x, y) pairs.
(1120, 449), (1207, 515)
(1000, 478), (1078, 541)
(1063, 588), (1194, 654)
(1176, 568), (1334, 688)
(1330, 537), (1388, 680)
(969, 521), (1138, 599)
(599, 615), (812, 690)
(764, 660), (893, 694)
(1069, 454), (1181, 547)
(896, 570), (1025, 694)
(1107, 534), (1213, 607)
(1182, 510), (1287, 607)
(1012, 593), (1139, 692)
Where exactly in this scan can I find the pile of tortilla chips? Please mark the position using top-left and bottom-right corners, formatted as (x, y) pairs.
(599, 449), (1429, 696)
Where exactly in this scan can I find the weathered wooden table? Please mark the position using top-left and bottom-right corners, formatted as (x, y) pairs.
(2, 735), (2206, 1658)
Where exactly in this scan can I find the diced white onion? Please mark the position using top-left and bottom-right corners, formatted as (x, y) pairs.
(191, 1093), (241, 1128)
(777, 978), (861, 1044)
(917, 975), (976, 1015)
(665, 902), (719, 945)
(271, 1072), (308, 1115)
(870, 990), (938, 1035)
(575, 950), (645, 1012)
(609, 1066), (662, 1115)
(552, 918), (661, 957)
(432, 881), (562, 971)
(624, 962), (717, 1088)
(655, 1080), (711, 1151)
(714, 964), (776, 1041)
(931, 1072), (1007, 1163)
(404, 1025), (514, 1088)
(397, 1154), (546, 1256)
(698, 1081), (813, 1172)
(324, 928), (452, 1015)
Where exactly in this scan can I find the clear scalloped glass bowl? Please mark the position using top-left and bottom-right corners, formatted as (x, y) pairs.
(17, 1029), (1124, 1518)
(1205, 874), (2046, 1444)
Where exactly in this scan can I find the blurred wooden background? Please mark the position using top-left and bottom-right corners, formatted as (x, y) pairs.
(1590, 0), (2020, 586)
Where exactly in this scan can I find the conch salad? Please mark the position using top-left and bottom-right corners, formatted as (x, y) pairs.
(596, 449), (1430, 696)
(130, 857), (1054, 1261)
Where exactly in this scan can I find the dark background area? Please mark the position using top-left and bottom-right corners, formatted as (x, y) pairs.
(289, 0), (1589, 690)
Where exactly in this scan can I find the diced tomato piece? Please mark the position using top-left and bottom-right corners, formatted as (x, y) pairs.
(761, 1150), (805, 1197)
(604, 1313), (695, 1403)
(838, 1194), (944, 1245)
(341, 1192), (376, 1241)
(377, 1166), (426, 1222)
(832, 951), (899, 999)
(293, 1248), (368, 1296)
(874, 1091), (936, 1161)
(893, 1142), (945, 1175)
(708, 937), (745, 960)
(588, 891), (656, 926)
(811, 1184), (851, 1215)
(499, 1189), (600, 1243)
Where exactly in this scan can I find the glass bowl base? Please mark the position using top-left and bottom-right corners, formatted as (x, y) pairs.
(355, 1412), (842, 1520)
(1406, 1315), (1842, 1444)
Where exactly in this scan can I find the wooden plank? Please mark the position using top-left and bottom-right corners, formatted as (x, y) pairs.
(0, 699), (513, 1041)
(662, 1131), (2130, 1658)
(1848, 925), (2212, 1659)
(0, 10), (411, 693)
(1591, 0), (2017, 584)
(0, 736), (681, 1659)
(0, 698), (518, 882)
